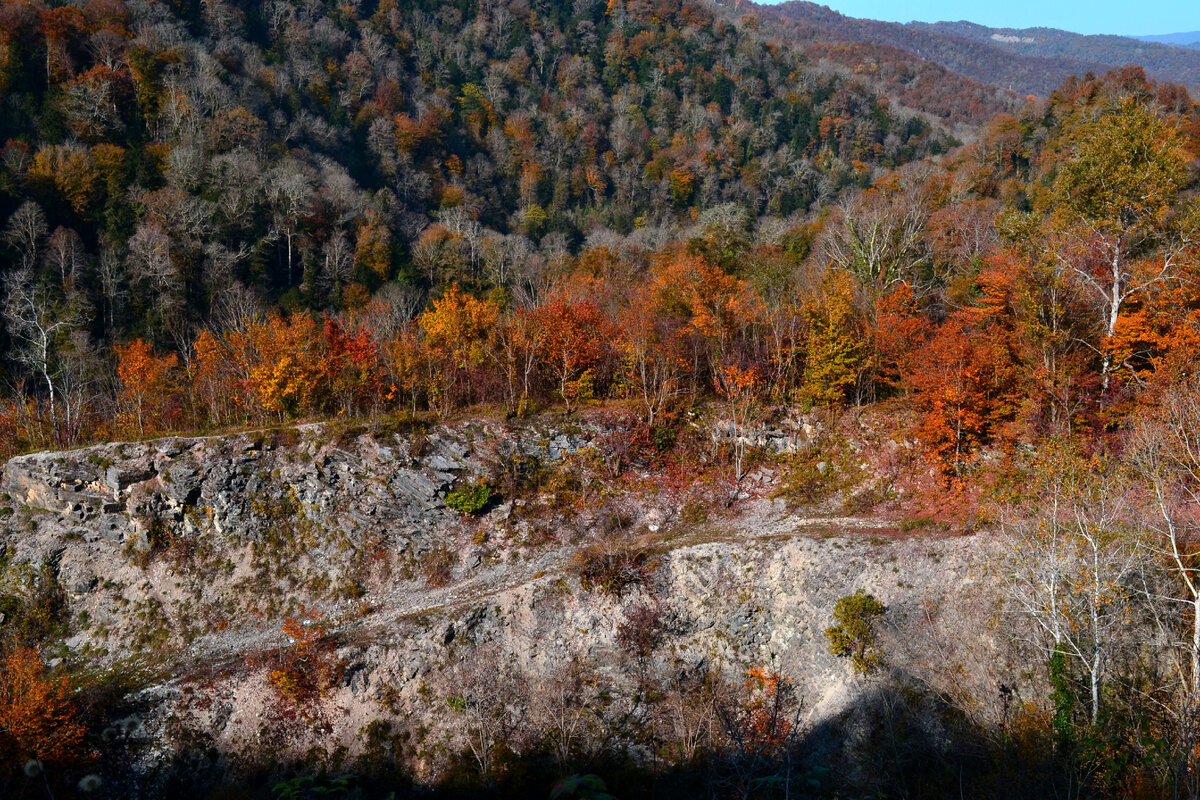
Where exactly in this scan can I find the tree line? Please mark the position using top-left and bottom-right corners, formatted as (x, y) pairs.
(0, 59), (1195, 484)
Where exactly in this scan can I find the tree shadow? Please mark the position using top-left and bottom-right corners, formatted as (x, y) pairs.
(51, 666), (1074, 800)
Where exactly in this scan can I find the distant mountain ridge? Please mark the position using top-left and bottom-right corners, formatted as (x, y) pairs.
(915, 19), (1200, 82)
(1136, 31), (1200, 48)
(752, 1), (1200, 95)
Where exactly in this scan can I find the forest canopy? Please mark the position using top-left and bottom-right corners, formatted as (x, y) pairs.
(8, 2), (1200, 799)
(0, 0), (1195, 475)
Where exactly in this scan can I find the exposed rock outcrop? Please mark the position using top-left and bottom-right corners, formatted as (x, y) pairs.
(0, 419), (1018, 794)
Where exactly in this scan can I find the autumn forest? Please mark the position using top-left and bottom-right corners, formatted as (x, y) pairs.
(4, 0), (1200, 798)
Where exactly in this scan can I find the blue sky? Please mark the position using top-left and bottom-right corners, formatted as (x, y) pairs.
(758, 1), (1200, 37)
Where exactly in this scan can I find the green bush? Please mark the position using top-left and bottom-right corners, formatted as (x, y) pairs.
(772, 449), (844, 508)
(551, 774), (617, 800)
(446, 481), (491, 514)
(825, 590), (886, 675)
(651, 424), (677, 453)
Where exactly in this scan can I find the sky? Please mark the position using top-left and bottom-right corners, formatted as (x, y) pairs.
(756, 0), (1200, 37)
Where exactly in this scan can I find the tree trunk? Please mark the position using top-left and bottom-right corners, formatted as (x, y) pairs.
(1100, 252), (1123, 394)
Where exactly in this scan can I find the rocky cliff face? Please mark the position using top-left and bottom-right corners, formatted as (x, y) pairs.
(1, 420), (599, 662)
(0, 418), (1020, 796)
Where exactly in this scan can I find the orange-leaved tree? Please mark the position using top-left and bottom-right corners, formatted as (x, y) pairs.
(713, 360), (761, 483)
(716, 667), (801, 795)
(114, 337), (179, 437)
(191, 327), (237, 428)
(386, 325), (429, 417)
(189, 313), (328, 425)
(646, 251), (764, 393)
(903, 256), (1023, 475)
(534, 292), (611, 412)
(494, 308), (546, 417)
(986, 250), (1094, 437)
(907, 313), (1018, 477)
(615, 285), (689, 427)
(268, 611), (340, 707)
(870, 282), (927, 395)
(233, 313), (325, 421)
(735, 668), (796, 754)
(354, 211), (393, 281)
(1046, 96), (1190, 396)
(0, 646), (88, 769)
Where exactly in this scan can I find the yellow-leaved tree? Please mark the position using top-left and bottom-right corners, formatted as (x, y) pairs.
(418, 284), (498, 415)
(802, 269), (861, 407)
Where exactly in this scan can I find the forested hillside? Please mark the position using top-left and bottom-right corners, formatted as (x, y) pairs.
(0, 0), (1196, 473)
(8, 0), (1200, 797)
(1, 0), (1200, 501)
(0, 0), (974, 449)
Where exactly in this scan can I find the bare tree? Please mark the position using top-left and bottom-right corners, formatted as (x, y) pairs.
(480, 233), (534, 289)
(57, 331), (101, 445)
(203, 241), (252, 298)
(819, 179), (930, 301)
(439, 648), (529, 787)
(4, 201), (47, 272)
(210, 149), (264, 232)
(126, 220), (184, 330)
(1128, 379), (1200, 795)
(657, 667), (718, 768)
(318, 232), (355, 298)
(97, 246), (128, 333)
(1003, 445), (1139, 724)
(211, 282), (266, 333)
(43, 227), (86, 292)
(165, 144), (207, 192)
(4, 269), (82, 430)
(89, 28), (127, 69)
(64, 73), (124, 139)
(438, 206), (484, 275)
(528, 659), (597, 774)
(360, 283), (423, 345)
(267, 159), (314, 285)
